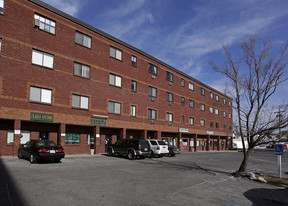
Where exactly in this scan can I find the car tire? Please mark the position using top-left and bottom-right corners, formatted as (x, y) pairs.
(18, 151), (23, 159)
(127, 150), (135, 160)
(30, 154), (36, 164)
(107, 148), (113, 156)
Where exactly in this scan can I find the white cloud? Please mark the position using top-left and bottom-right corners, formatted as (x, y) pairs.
(41, 0), (83, 17)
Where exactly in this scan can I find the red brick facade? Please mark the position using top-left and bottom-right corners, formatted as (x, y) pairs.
(0, 0), (233, 156)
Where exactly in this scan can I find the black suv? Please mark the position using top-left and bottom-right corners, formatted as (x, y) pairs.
(107, 139), (151, 160)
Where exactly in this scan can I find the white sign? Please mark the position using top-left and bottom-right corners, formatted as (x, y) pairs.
(179, 128), (189, 133)
(14, 130), (21, 134)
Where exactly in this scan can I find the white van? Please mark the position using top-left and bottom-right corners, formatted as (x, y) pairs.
(147, 139), (169, 157)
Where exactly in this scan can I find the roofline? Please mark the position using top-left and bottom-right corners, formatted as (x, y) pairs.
(29, 0), (232, 100)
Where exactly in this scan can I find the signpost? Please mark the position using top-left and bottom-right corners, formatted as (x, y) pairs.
(274, 143), (284, 178)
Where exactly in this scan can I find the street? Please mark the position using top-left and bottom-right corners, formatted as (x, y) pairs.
(1, 151), (288, 206)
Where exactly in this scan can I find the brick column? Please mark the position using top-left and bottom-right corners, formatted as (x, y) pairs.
(207, 135), (210, 151)
(178, 132), (182, 150)
(93, 126), (100, 154)
(58, 123), (66, 146)
(143, 129), (147, 139)
(157, 130), (161, 140)
(121, 128), (126, 139)
(13, 120), (21, 156)
(194, 134), (197, 152)
(217, 136), (220, 151)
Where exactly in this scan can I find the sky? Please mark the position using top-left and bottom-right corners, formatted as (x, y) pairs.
(41, 0), (288, 108)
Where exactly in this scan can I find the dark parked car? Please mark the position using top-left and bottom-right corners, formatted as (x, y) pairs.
(168, 145), (180, 157)
(107, 139), (151, 160)
(18, 140), (65, 163)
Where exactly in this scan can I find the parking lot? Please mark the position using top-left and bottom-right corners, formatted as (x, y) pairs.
(1, 151), (288, 206)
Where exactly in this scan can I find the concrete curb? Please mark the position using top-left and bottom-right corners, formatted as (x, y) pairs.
(258, 176), (288, 185)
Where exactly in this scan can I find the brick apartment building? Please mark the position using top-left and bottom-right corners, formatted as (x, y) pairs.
(0, 0), (233, 156)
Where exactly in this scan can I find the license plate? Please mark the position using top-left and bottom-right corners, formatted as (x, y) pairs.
(50, 150), (55, 153)
(144, 148), (148, 151)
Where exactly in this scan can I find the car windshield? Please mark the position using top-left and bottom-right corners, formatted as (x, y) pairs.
(150, 140), (157, 145)
(158, 140), (167, 145)
(36, 140), (57, 147)
(139, 140), (150, 147)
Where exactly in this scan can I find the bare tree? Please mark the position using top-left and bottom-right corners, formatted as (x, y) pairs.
(209, 35), (288, 176)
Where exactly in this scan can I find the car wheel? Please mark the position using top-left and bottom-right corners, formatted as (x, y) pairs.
(107, 148), (113, 156)
(18, 151), (23, 159)
(30, 154), (36, 164)
(127, 151), (135, 160)
(150, 151), (155, 158)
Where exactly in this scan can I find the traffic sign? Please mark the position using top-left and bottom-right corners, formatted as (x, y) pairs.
(274, 144), (284, 155)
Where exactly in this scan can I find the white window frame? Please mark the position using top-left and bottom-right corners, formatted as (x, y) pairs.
(0, 0), (4, 14)
(131, 105), (136, 117)
(30, 86), (52, 104)
(109, 74), (122, 87)
(215, 95), (219, 101)
(189, 100), (194, 108)
(75, 31), (91, 48)
(148, 109), (157, 120)
(72, 94), (89, 109)
(131, 55), (137, 66)
(166, 92), (173, 102)
(110, 46), (122, 61)
(108, 101), (121, 114)
(181, 79), (185, 87)
(131, 80), (137, 92)
(201, 88), (205, 95)
(223, 111), (227, 117)
(34, 14), (56, 34)
(189, 82), (194, 91)
(200, 120), (205, 127)
(149, 63), (157, 75)
(200, 104), (205, 111)
(148, 86), (157, 97)
(32, 49), (54, 68)
(189, 117), (194, 126)
(7, 130), (14, 144)
(166, 72), (173, 82)
(74, 62), (90, 78)
(20, 130), (30, 145)
(166, 113), (173, 122)
(229, 113), (232, 119)
(215, 109), (219, 115)
(210, 92), (214, 99)
(209, 107), (214, 114)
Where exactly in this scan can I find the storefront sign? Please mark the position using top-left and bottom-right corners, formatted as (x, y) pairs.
(65, 133), (80, 144)
(206, 131), (214, 135)
(91, 118), (106, 126)
(30, 112), (54, 122)
(179, 128), (189, 133)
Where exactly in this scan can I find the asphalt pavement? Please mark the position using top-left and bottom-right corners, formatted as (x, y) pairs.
(0, 151), (288, 206)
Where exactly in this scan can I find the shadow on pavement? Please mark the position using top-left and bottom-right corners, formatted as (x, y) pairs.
(244, 188), (288, 206)
(0, 158), (27, 206)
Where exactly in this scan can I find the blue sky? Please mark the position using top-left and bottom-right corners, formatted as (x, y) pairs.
(42, 0), (288, 106)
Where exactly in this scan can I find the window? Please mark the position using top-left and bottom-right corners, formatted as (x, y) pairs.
(201, 88), (205, 95)
(149, 63), (157, 75)
(75, 31), (91, 48)
(189, 82), (194, 90)
(34, 14), (56, 34)
(224, 124), (227, 130)
(210, 92), (214, 99)
(108, 101), (121, 114)
(166, 72), (173, 82)
(223, 111), (227, 117)
(148, 109), (157, 120)
(215, 95), (219, 101)
(215, 122), (219, 129)
(189, 100), (194, 108)
(229, 113), (232, 119)
(131, 55), (137, 66)
(0, 0), (4, 14)
(74, 62), (90, 78)
(110, 46), (122, 60)
(181, 97), (185, 105)
(189, 117), (194, 126)
(131, 80), (137, 92)
(32, 49), (54, 68)
(209, 107), (214, 114)
(109, 74), (122, 87)
(181, 79), (185, 87)
(148, 86), (157, 97)
(215, 109), (219, 115)
(30, 86), (52, 104)
(166, 92), (173, 102)
(7, 130), (13, 144)
(181, 115), (185, 124)
(72, 94), (89, 109)
(228, 101), (232, 107)
(131, 105), (136, 117)
(200, 120), (205, 127)
(166, 113), (173, 122)
(0, 38), (2, 55)
(210, 121), (214, 128)
(20, 131), (30, 144)
(223, 99), (227, 104)
(200, 104), (205, 111)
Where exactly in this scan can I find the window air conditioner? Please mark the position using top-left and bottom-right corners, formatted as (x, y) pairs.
(34, 19), (40, 27)
(151, 75), (156, 79)
(168, 122), (172, 126)
(150, 120), (155, 124)
(168, 102), (172, 106)
(151, 97), (156, 102)
(169, 82), (173, 86)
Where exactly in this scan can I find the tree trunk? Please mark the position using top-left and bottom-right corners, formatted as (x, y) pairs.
(232, 148), (253, 177)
